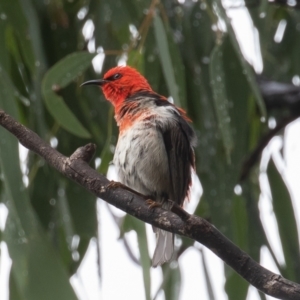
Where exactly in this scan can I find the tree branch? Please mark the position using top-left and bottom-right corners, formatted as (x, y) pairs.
(0, 109), (299, 300)
(240, 78), (300, 181)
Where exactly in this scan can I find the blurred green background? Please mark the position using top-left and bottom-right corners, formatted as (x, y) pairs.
(0, 0), (300, 299)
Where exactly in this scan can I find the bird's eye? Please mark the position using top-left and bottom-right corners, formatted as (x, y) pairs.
(112, 73), (122, 80)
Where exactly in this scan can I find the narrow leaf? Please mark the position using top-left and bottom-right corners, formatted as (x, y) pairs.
(43, 92), (90, 138)
(127, 50), (145, 73)
(267, 159), (300, 282)
(153, 15), (180, 106)
(0, 16), (9, 72)
(122, 215), (151, 300)
(200, 249), (215, 300)
(232, 195), (248, 251)
(161, 264), (181, 300)
(42, 52), (95, 138)
(98, 107), (114, 174)
(42, 52), (96, 93)
(0, 67), (78, 300)
(164, 22), (187, 108)
(225, 267), (248, 300)
(213, 0), (266, 117)
(209, 43), (234, 162)
(0, 0), (35, 72)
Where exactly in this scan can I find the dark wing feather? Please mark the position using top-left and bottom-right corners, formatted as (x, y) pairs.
(158, 110), (196, 206)
(129, 91), (196, 206)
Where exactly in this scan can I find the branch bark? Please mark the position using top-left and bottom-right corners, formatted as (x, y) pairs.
(0, 109), (300, 300)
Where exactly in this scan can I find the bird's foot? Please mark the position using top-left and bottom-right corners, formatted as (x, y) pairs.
(146, 199), (162, 209)
(106, 180), (141, 195)
(168, 199), (191, 221)
(106, 180), (124, 189)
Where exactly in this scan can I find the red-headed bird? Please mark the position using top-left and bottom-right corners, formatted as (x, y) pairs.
(82, 66), (196, 267)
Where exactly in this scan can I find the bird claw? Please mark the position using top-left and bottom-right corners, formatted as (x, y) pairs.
(106, 180), (124, 189)
(146, 199), (162, 209)
(106, 180), (139, 194)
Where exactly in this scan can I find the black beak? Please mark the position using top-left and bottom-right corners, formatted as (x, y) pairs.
(80, 79), (108, 87)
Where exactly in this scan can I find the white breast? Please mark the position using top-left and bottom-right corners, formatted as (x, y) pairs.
(113, 106), (176, 198)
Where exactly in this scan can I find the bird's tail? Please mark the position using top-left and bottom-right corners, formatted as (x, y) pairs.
(152, 228), (174, 267)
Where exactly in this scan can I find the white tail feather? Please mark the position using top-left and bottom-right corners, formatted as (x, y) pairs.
(152, 229), (174, 267)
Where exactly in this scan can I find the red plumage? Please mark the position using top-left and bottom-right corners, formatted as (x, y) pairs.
(82, 66), (196, 267)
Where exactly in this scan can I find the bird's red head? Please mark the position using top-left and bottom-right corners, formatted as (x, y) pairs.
(81, 66), (152, 108)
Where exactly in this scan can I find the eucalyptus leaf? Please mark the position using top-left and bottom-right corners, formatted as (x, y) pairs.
(213, 0), (266, 117)
(43, 52), (95, 93)
(42, 52), (95, 138)
(42, 92), (90, 138)
(0, 67), (78, 300)
(0, 0), (35, 72)
(122, 215), (151, 300)
(267, 159), (300, 282)
(98, 107), (114, 174)
(153, 15), (181, 106)
(161, 264), (181, 300)
(210, 43), (234, 162)
(201, 250), (215, 300)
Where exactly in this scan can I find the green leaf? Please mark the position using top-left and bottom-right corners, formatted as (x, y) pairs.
(43, 52), (96, 93)
(0, 67), (78, 300)
(29, 165), (97, 274)
(0, 15), (10, 72)
(225, 267), (248, 300)
(127, 49), (145, 73)
(225, 196), (249, 300)
(242, 183), (269, 263)
(42, 52), (95, 138)
(267, 159), (300, 282)
(201, 250), (215, 300)
(98, 107), (114, 174)
(164, 22), (187, 109)
(18, 0), (46, 71)
(210, 43), (234, 162)
(9, 271), (24, 300)
(122, 0), (149, 22)
(0, 0), (36, 72)
(213, 0), (266, 117)
(144, 27), (163, 92)
(43, 92), (90, 138)
(231, 195), (248, 251)
(65, 180), (97, 273)
(122, 215), (151, 300)
(153, 15), (181, 106)
(161, 264), (181, 300)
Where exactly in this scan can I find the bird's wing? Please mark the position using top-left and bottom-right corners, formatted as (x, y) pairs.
(157, 110), (196, 206)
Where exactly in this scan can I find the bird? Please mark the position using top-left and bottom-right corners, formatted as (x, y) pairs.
(81, 66), (196, 267)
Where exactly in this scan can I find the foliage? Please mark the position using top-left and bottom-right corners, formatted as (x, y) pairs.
(0, 0), (299, 299)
